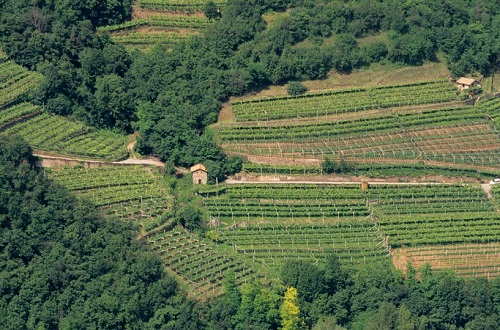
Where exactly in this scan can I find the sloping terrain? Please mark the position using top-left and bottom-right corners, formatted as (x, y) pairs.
(216, 81), (500, 173)
(0, 60), (129, 161)
(99, 3), (214, 50)
(201, 183), (500, 279)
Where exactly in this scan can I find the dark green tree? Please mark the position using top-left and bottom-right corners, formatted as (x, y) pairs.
(287, 81), (308, 96)
(204, 1), (219, 20)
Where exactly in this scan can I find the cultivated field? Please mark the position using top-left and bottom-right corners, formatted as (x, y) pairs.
(0, 58), (43, 108)
(48, 166), (172, 230)
(99, 4), (213, 49)
(200, 183), (500, 277)
(216, 82), (500, 172)
(138, 0), (225, 12)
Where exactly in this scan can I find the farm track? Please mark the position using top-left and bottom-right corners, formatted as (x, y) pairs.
(34, 153), (166, 168)
(242, 155), (500, 172)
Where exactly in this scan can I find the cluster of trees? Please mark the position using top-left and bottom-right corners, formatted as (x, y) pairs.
(0, 136), (201, 329)
(1, 0), (499, 180)
(207, 258), (500, 329)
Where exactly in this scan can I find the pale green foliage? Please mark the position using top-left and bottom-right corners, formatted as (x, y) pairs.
(280, 287), (305, 330)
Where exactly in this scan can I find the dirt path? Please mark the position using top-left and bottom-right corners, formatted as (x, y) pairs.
(481, 183), (493, 199)
(115, 158), (165, 167)
(225, 178), (452, 185)
(34, 153), (165, 168)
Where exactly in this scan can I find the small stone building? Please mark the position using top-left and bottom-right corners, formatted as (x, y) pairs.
(190, 163), (208, 185)
(455, 77), (479, 91)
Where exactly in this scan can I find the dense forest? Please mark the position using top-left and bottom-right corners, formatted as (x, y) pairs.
(1, 136), (500, 329)
(1, 0), (499, 180)
(0, 136), (201, 329)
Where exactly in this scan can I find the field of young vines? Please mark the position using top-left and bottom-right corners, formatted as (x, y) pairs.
(200, 183), (500, 276)
(48, 166), (172, 230)
(393, 243), (500, 279)
(0, 111), (128, 160)
(0, 59), (43, 108)
(145, 228), (258, 297)
(100, 7), (212, 49)
(138, 0), (226, 11)
(218, 89), (500, 171)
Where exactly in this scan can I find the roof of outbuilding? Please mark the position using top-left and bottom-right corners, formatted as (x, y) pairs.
(190, 163), (207, 172)
(456, 77), (477, 85)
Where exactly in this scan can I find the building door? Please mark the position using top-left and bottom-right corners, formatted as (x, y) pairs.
(198, 179), (202, 184)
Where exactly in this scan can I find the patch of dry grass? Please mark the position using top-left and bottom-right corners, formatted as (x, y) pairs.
(228, 60), (451, 104)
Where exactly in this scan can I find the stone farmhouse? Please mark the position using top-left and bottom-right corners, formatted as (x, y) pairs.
(190, 163), (208, 184)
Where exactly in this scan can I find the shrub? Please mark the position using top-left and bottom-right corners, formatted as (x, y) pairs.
(287, 81), (308, 96)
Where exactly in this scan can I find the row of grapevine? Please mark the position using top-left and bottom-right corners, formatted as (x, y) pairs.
(393, 243), (500, 279)
(240, 158), (498, 179)
(139, 0), (226, 11)
(219, 222), (389, 270)
(0, 112), (128, 160)
(48, 166), (171, 230)
(230, 80), (459, 122)
(111, 31), (196, 46)
(100, 16), (210, 33)
(0, 60), (43, 108)
(0, 102), (40, 128)
(146, 228), (257, 297)
(217, 106), (485, 142)
(367, 184), (495, 215)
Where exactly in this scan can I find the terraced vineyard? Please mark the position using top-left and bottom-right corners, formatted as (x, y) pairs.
(0, 59), (43, 108)
(49, 166), (171, 230)
(231, 80), (459, 122)
(202, 184), (370, 224)
(100, 7), (212, 49)
(145, 228), (257, 297)
(220, 222), (389, 271)
(200, 183), (500, 278)
(201, 184), (389, 270)
(138, 0), (226, 11)
(0, 111), (128, 160)
(0, 56), (128, 160)
(393, 243), (500, 279)
(218, 93), (500, 170)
